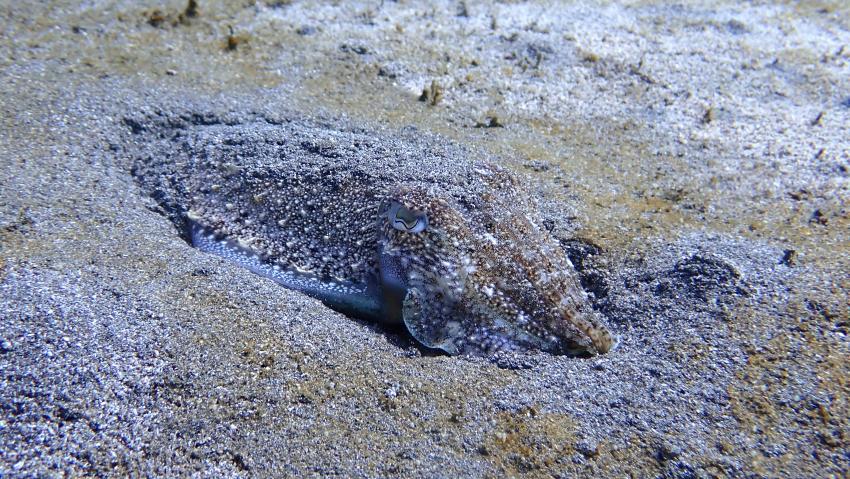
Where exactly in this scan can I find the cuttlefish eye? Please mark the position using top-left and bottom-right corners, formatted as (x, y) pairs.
(387, 201), (428, 233)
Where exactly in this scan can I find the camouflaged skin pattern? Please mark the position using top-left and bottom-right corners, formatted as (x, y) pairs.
(129, 113), (615, 355)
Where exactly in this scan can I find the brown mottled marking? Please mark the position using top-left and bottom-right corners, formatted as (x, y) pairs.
(131, 115), (617, 355)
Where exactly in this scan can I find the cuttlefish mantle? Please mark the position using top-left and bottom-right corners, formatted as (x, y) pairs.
(130, 113), (617, 356)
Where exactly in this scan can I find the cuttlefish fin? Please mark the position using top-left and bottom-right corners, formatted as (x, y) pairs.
(190, 221), (385, 323)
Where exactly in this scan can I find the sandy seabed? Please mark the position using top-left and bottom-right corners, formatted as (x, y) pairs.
(1, 1), (848, 478)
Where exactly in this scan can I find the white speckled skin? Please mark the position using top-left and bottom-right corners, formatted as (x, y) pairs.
(131, 114), (615, 355)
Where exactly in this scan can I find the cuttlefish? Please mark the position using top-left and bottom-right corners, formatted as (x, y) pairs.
(129, 113), (616, 355)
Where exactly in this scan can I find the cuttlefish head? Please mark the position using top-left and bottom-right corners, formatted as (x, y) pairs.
(376, 171), (616, 356)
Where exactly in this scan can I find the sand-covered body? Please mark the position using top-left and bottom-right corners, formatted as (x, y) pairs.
(130, 113), (614, 355)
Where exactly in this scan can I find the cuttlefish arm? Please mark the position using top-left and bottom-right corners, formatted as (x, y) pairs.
(190, 222), (393, 325)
